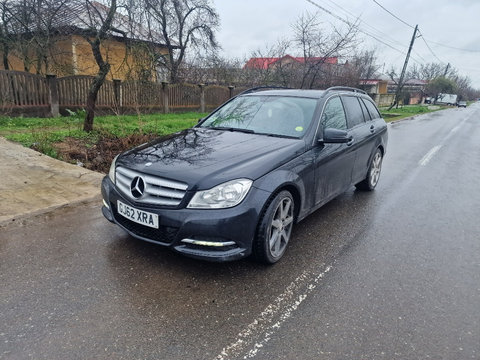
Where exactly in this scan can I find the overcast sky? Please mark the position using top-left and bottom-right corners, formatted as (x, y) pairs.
(212, 0), (480, 89)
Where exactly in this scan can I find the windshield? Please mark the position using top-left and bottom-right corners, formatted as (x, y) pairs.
(199, 95), (318, 138)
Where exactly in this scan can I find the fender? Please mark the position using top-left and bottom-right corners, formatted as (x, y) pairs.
(253, 150), (315, 222)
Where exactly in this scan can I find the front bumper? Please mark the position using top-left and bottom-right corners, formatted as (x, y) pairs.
(101, 177), (270, 262)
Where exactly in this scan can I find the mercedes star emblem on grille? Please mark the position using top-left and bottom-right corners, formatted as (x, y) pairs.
(130, 176), (145, 198)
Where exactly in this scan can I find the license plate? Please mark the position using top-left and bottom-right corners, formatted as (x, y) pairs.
(117, 200), (159, 229)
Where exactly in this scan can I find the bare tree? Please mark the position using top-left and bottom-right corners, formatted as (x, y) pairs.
(1, 0), (36, 71)
(243, 40), (290, 87)
(0, 0), (71, 74)
(142, 0), (219, 83)
(0, 0), (13, 69)
(350, 49), (379, 80)
(406, 62), (454, 81)
(31, 0), (68, 74)
(401, 62), (477, 102)
(121, 0), (159, 81)
(450, 74), (471, 101)
(79, 0), (124, 132)
(291, 11), (358, 89)
(326, 49), (381, 88)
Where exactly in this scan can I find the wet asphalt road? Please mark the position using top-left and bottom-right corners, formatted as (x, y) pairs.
(1, 104), (480, 360)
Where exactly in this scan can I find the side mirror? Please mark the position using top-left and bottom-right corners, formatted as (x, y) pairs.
(320, 128), (351, 144)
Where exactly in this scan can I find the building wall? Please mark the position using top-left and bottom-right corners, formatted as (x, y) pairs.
(378, 81), (388, 94)
(0, 34), (168, 81)
(51, 37), (76, 76)
(409, 93), (423, 105)
(374, 93), (395, 107)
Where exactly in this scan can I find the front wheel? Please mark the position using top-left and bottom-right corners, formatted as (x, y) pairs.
(253, 190), (294, 264)
(355, 148), (383, 191)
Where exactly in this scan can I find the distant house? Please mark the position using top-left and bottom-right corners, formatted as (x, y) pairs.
(0, 1), (171, 81)
(387, 79), (427, 94)
(244, 55), (338, 70)
(359, 79), (389, 95)
(359, 78), (393, 107)
(388, 79), (428, 105)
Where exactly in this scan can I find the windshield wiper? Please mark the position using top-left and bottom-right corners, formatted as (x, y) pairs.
(211, 126), (256, 134)
(261, 133), (298, 139)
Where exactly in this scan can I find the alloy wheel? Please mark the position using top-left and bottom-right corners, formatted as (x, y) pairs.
(369, 151), (382, 188)
(268, 197), (294, 258)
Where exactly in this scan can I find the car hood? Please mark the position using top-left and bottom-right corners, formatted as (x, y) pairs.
(117, 128), (306, 190)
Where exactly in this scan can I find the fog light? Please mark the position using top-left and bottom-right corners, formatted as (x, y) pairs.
(181, 239), (236, 247)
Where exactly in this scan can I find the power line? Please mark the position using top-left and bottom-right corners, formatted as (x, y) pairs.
(304, 0), (354, 28)
(306, 0), (478, 83)
(304, 0), (404, 54)
(412, 49), (428, 63)
(417, 30), (445, 64)
(304, 0), (424, 65)
(371, 0), (414, 29)
(424, 39), (480, 53)
(369, 1), (474, 64)
(318, 0), (408, 50)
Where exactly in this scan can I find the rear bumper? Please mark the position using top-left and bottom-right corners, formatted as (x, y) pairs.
(101, 177), (270, 262)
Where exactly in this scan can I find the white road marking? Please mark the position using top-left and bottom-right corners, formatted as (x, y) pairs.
(419, 145), (442, 166)
(215, 266), (332, 360)
(418, 114), (472, 167)
(450, 125), (460, 135)
(444, 125), (461, 141)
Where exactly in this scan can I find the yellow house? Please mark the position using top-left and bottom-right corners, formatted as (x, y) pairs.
(0, 2), (170, 81)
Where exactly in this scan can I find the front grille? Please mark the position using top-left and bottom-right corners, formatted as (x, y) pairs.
(115, 166), (188, 207)
(111, 202), (178, 244)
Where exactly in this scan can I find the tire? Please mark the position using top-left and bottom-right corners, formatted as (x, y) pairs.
(355, 148), (383, 191)
(253, 190), (294, 264)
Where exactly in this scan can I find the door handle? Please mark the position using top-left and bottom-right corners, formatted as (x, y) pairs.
(346, 136), (354, 146)
(370, 125), (375, 133)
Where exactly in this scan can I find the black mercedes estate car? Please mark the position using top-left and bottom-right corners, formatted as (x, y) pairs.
(101, 87), (388, 263)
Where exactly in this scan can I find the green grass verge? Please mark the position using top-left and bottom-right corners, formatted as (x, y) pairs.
(380, 104), (448, 122)
(0, 105), (452, 159)
(0, 112), (206, 153)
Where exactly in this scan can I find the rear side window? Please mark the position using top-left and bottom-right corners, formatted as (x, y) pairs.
(362, 99), (382, 119)
(358, 98), (371, 121)
(342, 96), (365, 128)
(321, 97), (347, 130)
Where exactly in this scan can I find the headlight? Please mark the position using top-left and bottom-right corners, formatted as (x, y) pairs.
(187, 179), (253, 209)
(108, 155), (119, 183)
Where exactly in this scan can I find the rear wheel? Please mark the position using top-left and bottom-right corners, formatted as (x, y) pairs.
(355, 148), (383, 191)
(253, 191), (294, 264)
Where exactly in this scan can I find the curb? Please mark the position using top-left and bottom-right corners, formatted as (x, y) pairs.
(0, 194), (102, 229)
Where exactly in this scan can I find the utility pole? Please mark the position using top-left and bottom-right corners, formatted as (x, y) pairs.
(390, 24), (419, 110)
(443, 63), (450, 77)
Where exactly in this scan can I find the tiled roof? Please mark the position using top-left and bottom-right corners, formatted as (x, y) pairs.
(21, 1), (169, 46)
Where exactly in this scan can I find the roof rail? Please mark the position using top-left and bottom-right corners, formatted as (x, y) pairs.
(236, 86), (291, 96)
(323, 86), (367, 96)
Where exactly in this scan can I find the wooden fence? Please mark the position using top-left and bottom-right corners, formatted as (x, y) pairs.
(0, 70), (241, 117)
(58, 75), (116, 107)
(0, 71), (49, 110)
